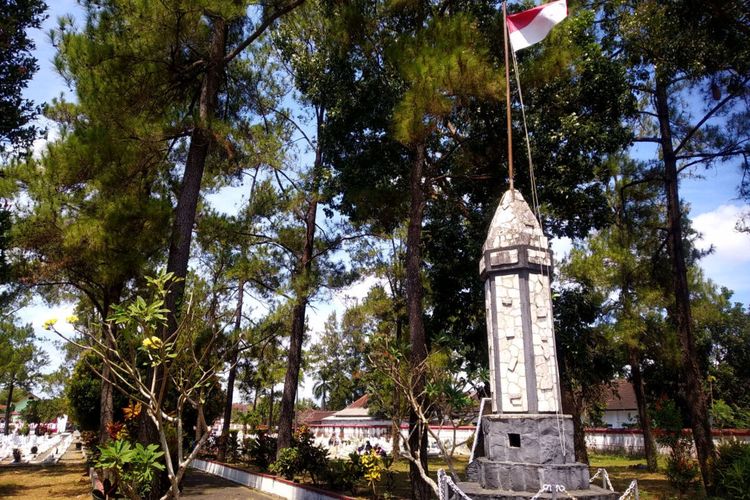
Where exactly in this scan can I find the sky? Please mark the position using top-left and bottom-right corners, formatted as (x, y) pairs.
(16, 2), (750, 399)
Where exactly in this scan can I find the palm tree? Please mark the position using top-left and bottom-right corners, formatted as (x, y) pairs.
(236, 411), (257, 436)
(312, 376), (332, 410)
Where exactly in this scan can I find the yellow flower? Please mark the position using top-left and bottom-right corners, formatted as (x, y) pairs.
(43, 318), (57, 330)
(66, 315), (79, 324)
(141, 336), (163, 350)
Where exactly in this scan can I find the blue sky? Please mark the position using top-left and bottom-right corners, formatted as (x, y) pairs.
(17, 2), (750, 386)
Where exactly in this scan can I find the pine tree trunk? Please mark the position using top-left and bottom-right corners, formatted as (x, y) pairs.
(405, 144), (430, 500)
(4, 377), (14, 435)
(218, 279), (244, 461)
(277, 301), (306, 453)
(268, 389), (274, 428)
(628, 346), (658, 471)
(164, 17), (227, 328)
(277, 116), (323, 455)
(655, 74), (715, 491)
(561, 384), (589, 464)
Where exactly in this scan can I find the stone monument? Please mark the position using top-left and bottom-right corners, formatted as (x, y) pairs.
(460, 189), (617, 499)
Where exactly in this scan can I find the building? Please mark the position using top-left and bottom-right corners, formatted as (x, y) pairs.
(602, 379), (639, 429)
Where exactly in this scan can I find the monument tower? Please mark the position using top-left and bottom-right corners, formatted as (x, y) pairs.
(460, 189), (617, 499)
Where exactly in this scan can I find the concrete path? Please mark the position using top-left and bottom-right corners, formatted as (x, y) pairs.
(182, 469), (282, 499)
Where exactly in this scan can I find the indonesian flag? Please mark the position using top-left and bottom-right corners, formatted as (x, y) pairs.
(507, 0), (568, 52)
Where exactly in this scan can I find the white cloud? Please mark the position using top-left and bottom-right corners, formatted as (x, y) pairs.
(693, 204), (750, 262)
(692, 204), (750, 303)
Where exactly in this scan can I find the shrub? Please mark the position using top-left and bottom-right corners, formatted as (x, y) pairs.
(227, 430), (240, 461)
(324, 453), (364, 493)
(268, 427), (330, 484)
(292, 426), (329, 484)
(244, 431), (277, 471)
(714, 441), (750, 500)
(653, 400), (699, 496)
(95, 439), (166, 498)
(664, 436), (700, 496)
(270, 447), (300, 480)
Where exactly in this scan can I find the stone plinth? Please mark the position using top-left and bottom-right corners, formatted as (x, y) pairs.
(483, 414), (574, 464)
(471, 414), (592, 493)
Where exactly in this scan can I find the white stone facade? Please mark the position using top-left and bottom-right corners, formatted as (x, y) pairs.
(481, 190), (562, 414)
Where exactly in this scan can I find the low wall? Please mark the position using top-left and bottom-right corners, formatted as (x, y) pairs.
(191, 459), (355, 500)
(585, 428), (750, 454)
(306, 423), (475, 448)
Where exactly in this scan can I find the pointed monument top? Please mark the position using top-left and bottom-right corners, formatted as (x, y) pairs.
(483, 189), (548, 253)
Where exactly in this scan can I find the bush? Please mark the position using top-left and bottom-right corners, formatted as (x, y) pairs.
(270, 447), (300, 480)
(292, 426), (329, 484)
(714, 441), (750, 500)
(227, 430), (240, 461)
(324, 453), (364, 493)
(653, 400), (699, 496)
(664, 436), (700, 496)
(268, 426), (330, 484)
(95, 439), (166, 498)
(244, 431), (277, 471)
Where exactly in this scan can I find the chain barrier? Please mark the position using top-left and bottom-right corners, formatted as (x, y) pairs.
(530, 484), (552, 500)
(617, 480), (640, 500)
(529, 484), (578, 500)
(437, 469), (473, 500)
(438, 466), (637, 500)
(589, 467), (615, 491)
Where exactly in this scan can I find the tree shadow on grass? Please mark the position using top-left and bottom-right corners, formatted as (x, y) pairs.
(0, 463), (90, 499)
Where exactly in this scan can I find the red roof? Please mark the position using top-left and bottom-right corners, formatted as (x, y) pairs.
(295, 409), (335, 426)
(605, 380), (638, 411)
(345, 394), (369, 409)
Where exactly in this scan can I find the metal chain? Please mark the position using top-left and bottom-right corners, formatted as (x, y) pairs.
(555, 484), (578, 499)
(437, 469), (473, 500)
(589, 468), (615, 491)
(618, 480), (640, 500)
(530, 484), (578, 500)
(530, 484), (552, 500)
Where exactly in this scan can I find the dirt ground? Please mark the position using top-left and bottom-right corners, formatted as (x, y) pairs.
(0, 442), (90, 499)
(0, 463), (90, 499)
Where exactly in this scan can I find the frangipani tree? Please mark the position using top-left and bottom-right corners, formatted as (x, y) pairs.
(48, 271), (235, 500)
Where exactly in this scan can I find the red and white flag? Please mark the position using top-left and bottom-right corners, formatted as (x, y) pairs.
(507, 0), (568, 52)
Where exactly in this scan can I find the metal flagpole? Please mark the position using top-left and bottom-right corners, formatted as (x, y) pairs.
(503, 0), (514, 191)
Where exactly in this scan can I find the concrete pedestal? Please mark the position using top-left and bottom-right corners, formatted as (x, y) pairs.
(466, 414), (617, 498)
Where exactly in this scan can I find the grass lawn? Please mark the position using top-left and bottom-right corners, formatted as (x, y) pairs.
(374, 453), (688, 499)
(216, 452), (690, 499)
(589, 453), (697, 500)
(0, 463), (91, 499)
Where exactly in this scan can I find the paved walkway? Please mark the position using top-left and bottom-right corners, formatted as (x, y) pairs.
(182, 469), (282, 500)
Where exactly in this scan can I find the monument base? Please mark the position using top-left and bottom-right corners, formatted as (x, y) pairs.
(457, 482), (619, 500)
(475, 458), (590, 490)
(465, 414), (616, 497)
